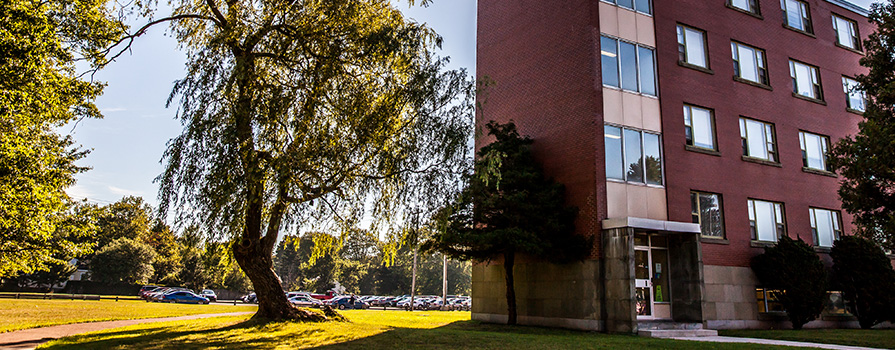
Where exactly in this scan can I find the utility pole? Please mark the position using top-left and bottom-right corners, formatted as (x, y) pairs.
(410, 245), (417, 311)
(442, 253), (448, 310)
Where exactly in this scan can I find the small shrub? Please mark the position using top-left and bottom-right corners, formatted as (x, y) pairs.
(751, 236), (827, 330)
(831, 235), (895, 329)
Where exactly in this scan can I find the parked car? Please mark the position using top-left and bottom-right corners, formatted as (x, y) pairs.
(325, 296), (368, 310)
(242, 292), (257, 303)
(139, 285), (159, 297)
(160, 291), (210, 304)
(289, 295), (323, 308)
(200, 289), (217, 302)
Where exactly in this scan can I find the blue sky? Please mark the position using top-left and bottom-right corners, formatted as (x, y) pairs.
(65, 0), (873, 207)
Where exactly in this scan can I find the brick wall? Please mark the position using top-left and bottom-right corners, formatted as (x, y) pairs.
(653, 0), (871, 267)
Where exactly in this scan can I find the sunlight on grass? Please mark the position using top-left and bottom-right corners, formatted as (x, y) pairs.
(40, 310), (810, 350)
(720, 328), (895, 349)
(0, 299), (257, 333)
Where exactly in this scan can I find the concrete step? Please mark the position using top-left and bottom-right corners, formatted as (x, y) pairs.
(638, 321), (704, 330)
(638, 329), (718, 338)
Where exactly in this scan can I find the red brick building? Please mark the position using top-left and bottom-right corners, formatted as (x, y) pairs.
(474, 0), (871, 332)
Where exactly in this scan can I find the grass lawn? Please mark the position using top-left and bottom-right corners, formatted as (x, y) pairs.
(719, 329), (895, 349)
(0, 299), (257, 333)
(40, 310), (813, 349)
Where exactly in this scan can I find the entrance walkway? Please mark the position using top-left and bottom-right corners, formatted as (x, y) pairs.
(672, 335), (888, 350)
(0, 312), (253, 350)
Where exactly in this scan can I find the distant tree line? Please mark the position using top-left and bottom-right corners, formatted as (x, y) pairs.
(2, 196), (251, 294)
(273, 231), (470, 296)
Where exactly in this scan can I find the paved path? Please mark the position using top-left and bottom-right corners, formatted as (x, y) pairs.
(672, 336), (888, 350)
(0, 312), (253, 350)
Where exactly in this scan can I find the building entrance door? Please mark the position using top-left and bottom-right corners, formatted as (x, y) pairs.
(634, 233), (671, 320)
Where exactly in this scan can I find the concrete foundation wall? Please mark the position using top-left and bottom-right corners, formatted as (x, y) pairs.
(471, 259), (602, 331)
(703, 265), (759, 323)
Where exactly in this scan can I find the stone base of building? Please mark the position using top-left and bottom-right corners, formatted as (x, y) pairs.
(472, 313), (604, 331)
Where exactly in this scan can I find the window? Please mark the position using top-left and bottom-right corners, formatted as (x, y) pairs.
(810, 208), (842, 247)
(601, 0), (652, 15)
(684, 105), (716, 150)
(832, 14), (860, 50)
(677, 24), (708, 69)
(781, 0), (813, 33)
(790, 60), (823, 100)
(739, 118), (777, 162)
(731, 42), (769, 85)
(601, 36), (657, 96)
(842, 77), (866, 112)
(691, 191), (724, 238)
(748, 199), (786, 242)
(604, 125), (663, 185)
(756, 288), (785, 313)
(729, 0), (760, 15)
(799, 131), (830, 171)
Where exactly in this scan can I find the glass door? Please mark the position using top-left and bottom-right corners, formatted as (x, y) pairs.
(635, 247), (652, 317)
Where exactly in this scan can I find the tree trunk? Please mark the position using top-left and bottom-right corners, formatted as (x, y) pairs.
(504, 250), (517, 325)
(233, 238), (325, 321)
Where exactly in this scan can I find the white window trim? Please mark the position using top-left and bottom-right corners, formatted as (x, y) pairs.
(781, 0), (813, 33)
(677, 24), (709, 69)
(684, 104), (717, 151)
(842, 76), (866, 112)
(790, 60), (823, 100)
(810, 207), (842, 247)
(739, 117), (778, 162)
(832, 14), (860, 50)
(799, 131), (831, 171)
(748, 199), (786, 242)
(732, 41), (769, 85)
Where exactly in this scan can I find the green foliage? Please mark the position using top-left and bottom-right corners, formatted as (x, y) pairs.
(829, 0), (895, 251)
(272, 232), (470, 296)
(751, 236), (827, 330)
(90, 237), (157, 284)
(830, 236), (895, 328)
(177, 246), (208, 290)
(148, 0), (473, 317)
(425, 121), (589, 263)
(94, 196), (154, 250)
(0, 0), (124, 278)
(424, 121), (589, 324)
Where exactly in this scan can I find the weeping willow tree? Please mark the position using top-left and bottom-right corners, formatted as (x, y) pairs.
(130, 0), (473, 321)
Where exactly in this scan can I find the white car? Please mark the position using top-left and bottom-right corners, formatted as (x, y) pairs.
(289, 295), (323, 308)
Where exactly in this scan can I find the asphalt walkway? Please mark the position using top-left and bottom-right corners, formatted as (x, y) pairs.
(672, 335), (889, 350)
(0, 312), (253, 350)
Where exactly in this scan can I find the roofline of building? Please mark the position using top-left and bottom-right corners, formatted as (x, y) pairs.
(826, 0), (870, 17)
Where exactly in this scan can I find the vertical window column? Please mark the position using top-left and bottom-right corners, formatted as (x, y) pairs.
(604, 125), (664, 186)
(601, 35), (658, 96)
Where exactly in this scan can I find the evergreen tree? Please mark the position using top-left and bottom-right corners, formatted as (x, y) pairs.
(424, 121), (590, 325)
(751, 236), (827, 330)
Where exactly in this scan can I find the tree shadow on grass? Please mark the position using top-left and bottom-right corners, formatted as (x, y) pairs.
(41, 318), (786, 350)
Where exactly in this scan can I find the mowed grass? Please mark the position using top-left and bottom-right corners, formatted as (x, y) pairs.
(40, 310), (812, 350)
(0, 299), (257, 333)
(719, 328), (895, 349)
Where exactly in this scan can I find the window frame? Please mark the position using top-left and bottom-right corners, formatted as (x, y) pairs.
(832, 13), (861, 51)
(683, 104), (718, 151)
(731, 41), (770, 87)
(809, 207), (842, 248)
(799, 131), (831, 172)
(748, 199), (787, 242)
(739, 117), (778, 163)
(600, 0), (653, 15)
(601, 35), (658, 96)
(842, 76), (866, 113)
(781, 0), (813, 34)
(677, 23), (710, 70)
(790, 59), (824, 101)
(691, 191), (725, 239)
(728, 0), (761, 16)
(604, 124), (665, 187)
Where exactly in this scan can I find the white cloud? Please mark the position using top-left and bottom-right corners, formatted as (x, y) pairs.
(101, 107), (127, 113)
(65, 185), (93, 200)
(108, 186), (143, 197)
